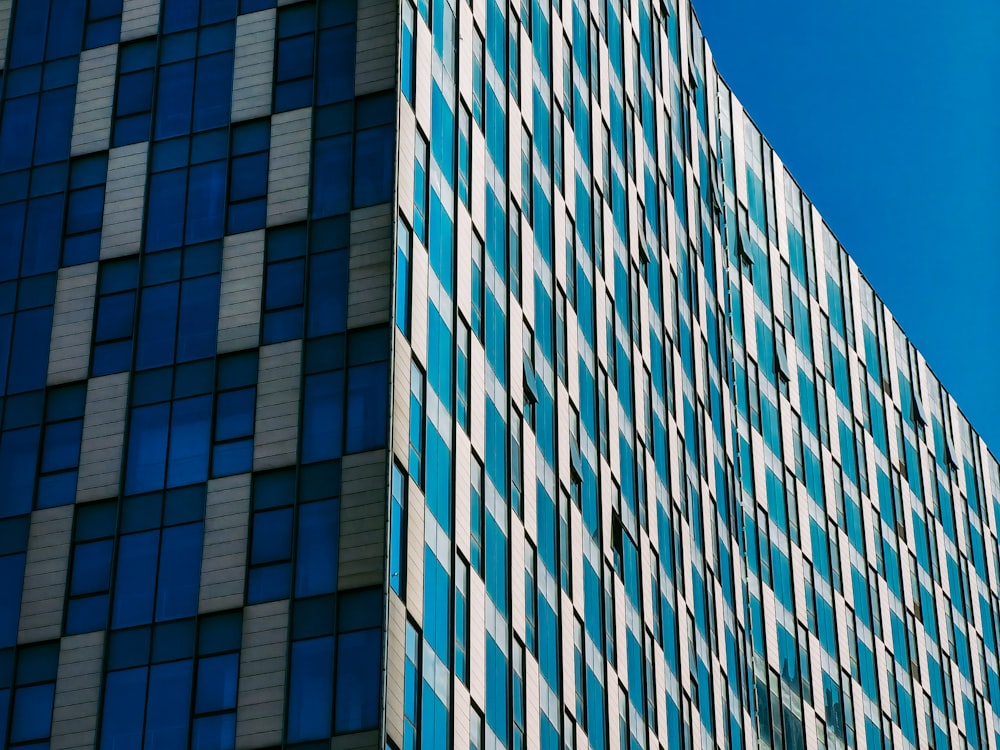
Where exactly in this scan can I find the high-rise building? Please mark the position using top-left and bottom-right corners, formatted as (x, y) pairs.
(0, 0), (998, 749)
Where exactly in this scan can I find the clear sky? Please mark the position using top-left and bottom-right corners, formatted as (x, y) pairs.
(691, 0), (1000, 454)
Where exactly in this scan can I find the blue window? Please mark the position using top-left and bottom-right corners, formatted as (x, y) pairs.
(295, 492), (340, 598)
(456, 319), (470, 433)
(63, 153), (109, 266)
(472, 29), (484, 129)
(37, 381), (87, 508)
(471, 231), (484, 340)
(402, 621), (420, 750)
(345, 327), (389, 453)
(66, 501), (116, 634)
(334, 589), (381, 732)
(352, 93), (394, 209)
(113, 39), (157, 146)
(154, 22), (236, 140)
(0, 425), (41, 520)
(311, 117), (352, 218)
(9, 642), (58, 746)
(316, 0), (356, 106)
(395, 218), (412, 337)
(262, 223), (307, 343)
(408, 361), (424, 484)
(524, 541), (537, 653)
(389, 463), (407, 598)
(111, 488), (205, 628)
(470, 454), (484, 575)
(413, 129), (429, 243)
(0, 299), (55, 397)
(306, 218), (349, 338)
(458, 101), (471, 206)
(146, 135), (229, 252)
(274, 2), (317, 112)
(454, 557), (469, 684)
(247, 469), (295, 603)
(0, 516), (29, 648)
(288, 635), (335, 741)
(401, 1), (416, 104)
(191, 611), (242, 750)
(124, 369), (214, 494)
(99, 623), (197, 750)
(227, 120), (269, 233)
(85, 0), (124, 49)
(211, 350), (257, 477)
(92, 257), (139, 376)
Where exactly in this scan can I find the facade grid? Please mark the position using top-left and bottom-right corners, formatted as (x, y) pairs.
(0, 0), (998, 750)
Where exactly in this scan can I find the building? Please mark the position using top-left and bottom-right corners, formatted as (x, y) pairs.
(0, 0), (998, 748)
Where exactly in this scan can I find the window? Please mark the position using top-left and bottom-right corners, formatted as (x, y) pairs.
(470, 454), (484, 575)
(123, 364), (214, 495)
(389, 462), (407, 598)
(573, 616), (586, 724)
(556, 289), (568, 384)
(401, 1), (416, 104)
(9, 642), (58, 747)
(145, 135), (228, 252)
(91, 257), (139, 376)
(408, 361), (425, 484)
(247, 469), (295, 603)
(456, 101), (472, 209)
(63, 153), (109, 266)
(471, 231), (485, 340)
(565, 215), (577, 307)
(37, 382), (87, 508)
(274, 2), (316, 111)
(113, 39), (157, 146)
(0, 516), (29, 648)
(472, 29), (485, 130)
(510, 409), (523, 516)
(211, 350), (258, 477)
(262, 224), (307, 344)
(100, 620), (195, 749)
(333, 589), (382, 732)
(153, 20), (236, 141)
(470, 704), (485, 750)
(512, 640), (526, 750)
(524, 541), (537, 654)
(553, 105), (564, 193)
(560, 491), (572, 592)
(403, 621), (420, 750)
(455, 557), (469, 684)
(110, 486), (205, 628)
(413, 129), (429, 243)
(352, 92), (395, 208)
(66, 501), (118, 635)
(520, 128), (532, 221)
(509, 206), (521, 300)
(456, 318), (471, 433)
(301, 327), (389, 463)
(395, 218), (413, 337)
(227, 119), (269, 233)
(190, 611), (242, 749)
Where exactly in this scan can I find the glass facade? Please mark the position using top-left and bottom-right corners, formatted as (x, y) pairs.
(0, 0), (998, 749)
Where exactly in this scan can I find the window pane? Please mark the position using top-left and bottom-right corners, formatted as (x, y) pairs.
(301, 371), (345, 463)
(100, 668), (148, 750)
(195, 653), (239, 714)
(112, 530), (159, 628)
(144, 660), (194, 749)
(10, 682), (54, 743)
(288, 637), (335, 742)
(295, 499), (339, 597)
(335, 628), (380, 732)
(345, 361), (387, 453)
(156, 523), (203, 621)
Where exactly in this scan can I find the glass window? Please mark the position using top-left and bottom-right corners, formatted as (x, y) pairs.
(472, 29), (484, 130)
(403, 621), (420, 750)
(524, 541), (537, 654)
(471, 231), (485, 340)
(401, 1), (416, 104)
(455, 557), (469, 685)
(247, 469), (295, 603)
(395, 218), (412, 337)
(458, 101), (472, 207)
(113, 39), (157, 145)
(262, 223), (307, 343)
(274, 2), (317, 112)
(352, 92), (394, 208)
(389, 463), (407, 598)
(63, 153), (109, 266)
(413, 129), (429, 243)
(66, 501), (116, 634)
(211, 350), (257, 477)
(227, 119), (269, 233)
(456, 318), (471, 433)
(470, 454), (484, 575)
(408, 361), (425, 484)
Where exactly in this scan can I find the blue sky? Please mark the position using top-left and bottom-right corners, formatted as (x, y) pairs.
(691, 0), (1000, 453)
